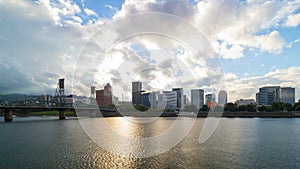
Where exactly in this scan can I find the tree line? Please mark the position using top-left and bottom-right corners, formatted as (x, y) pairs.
(184, 101), (300, 112)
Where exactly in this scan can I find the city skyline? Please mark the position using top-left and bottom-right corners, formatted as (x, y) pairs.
(2, 78), (296, 109)
(124, 81), (296, 109)
(126, 81), (297, 103)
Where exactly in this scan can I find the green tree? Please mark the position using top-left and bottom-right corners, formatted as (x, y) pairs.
(271, 102), (284, 111)
(295, 105), (300, 111)
(238, 105), (247, 111)
(134, 104), (149, 112)
(246, 104), (257, 112)
(200, 105), (209, 112)
(282, 103), (292, 112)
(224, 103), (238, 112)
(257, 105), (268, 112)
(293, 102), (300, 111)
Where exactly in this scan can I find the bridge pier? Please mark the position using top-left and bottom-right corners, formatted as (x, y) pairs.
(4, 109), (13, 122)
(59, 110), (66, 120)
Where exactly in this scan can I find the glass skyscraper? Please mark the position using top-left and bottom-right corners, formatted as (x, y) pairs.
(172, 88), (184, 109)
(256, 86), (281, 106)
(191, 89), (204, 110)
(280, 87), (295, 105)
(132, 82), (142, 105)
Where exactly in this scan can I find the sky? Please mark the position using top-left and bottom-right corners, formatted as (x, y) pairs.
(0, 0), (300, 102)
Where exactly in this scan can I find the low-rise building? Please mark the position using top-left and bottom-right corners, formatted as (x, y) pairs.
(235, 99), (256, 106)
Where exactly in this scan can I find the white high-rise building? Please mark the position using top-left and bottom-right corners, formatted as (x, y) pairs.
(163, 91), (177, 110)
(218, 90), (227, 105)
(157, 93), (165, 109)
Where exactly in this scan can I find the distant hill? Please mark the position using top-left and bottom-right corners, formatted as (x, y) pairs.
(0, 94), (33, 105)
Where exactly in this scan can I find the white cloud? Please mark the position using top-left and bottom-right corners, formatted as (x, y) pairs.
(219, 41), (244, 59)
(105, 4), (118, 13)
(225, 67), (300, 102)
(286, 38), (300, 48)
(204, 0), (300, 56)
(84, 8), (98, 17)
(38, 0), (82, 26)
(254, 31), (286, 53)
(72, 16), (83, 23)
(285, 13), (300, 27)
(114, 0), (298, 59)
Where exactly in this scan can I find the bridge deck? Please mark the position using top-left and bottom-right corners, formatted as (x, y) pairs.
(0, 106), (114, 111)
(0, 106), (74, 110)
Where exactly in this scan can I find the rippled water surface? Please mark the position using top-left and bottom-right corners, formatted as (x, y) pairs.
(0, 116), (300, 168)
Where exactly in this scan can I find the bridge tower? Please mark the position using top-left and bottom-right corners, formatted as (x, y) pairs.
(55, 78), (65, 107)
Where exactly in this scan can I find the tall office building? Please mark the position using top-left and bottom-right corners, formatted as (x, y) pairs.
(183, 95), (188, 106)
(157, 93), (165, 109)
(163, 91), (177, 110)
(218, 90), (227, 105)
(172, 88), (184, 109)
(256, 86), (281, 106)
(104, 83), (112, 93)
(280, 87), (295, 105)
(96, 83), (113, 106)
(132, 82), (142, 105)
(256, 93), (259, 106)
(141, 93), (151, 108)
(150, 92), (158, 108)
(191, 89), (204, 110)
(141, 92), (157, 108)
(205, 94), (216, 105)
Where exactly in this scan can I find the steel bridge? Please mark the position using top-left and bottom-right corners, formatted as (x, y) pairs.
(0, 106), (118, 122)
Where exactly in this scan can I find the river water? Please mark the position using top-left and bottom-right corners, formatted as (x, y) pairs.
(0, 116), (300, 168)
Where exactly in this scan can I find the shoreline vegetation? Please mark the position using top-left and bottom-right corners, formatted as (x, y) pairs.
(0, 111), (76, 117)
